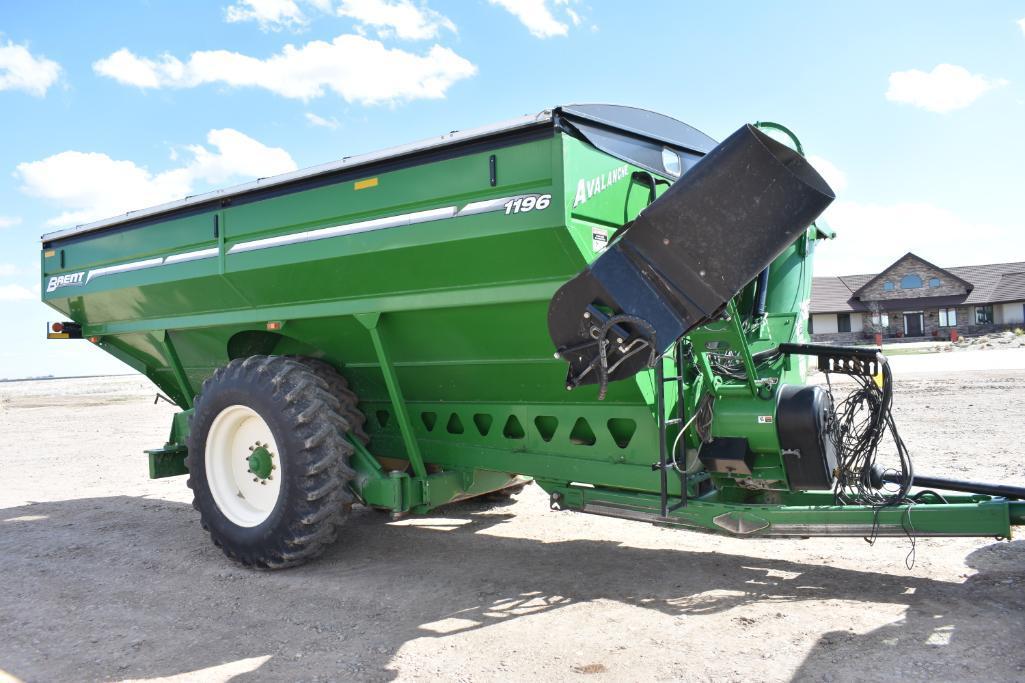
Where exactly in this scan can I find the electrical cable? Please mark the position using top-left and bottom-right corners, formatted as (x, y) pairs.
(825, 354), (918, 566)
(707, 347), (782, 382)
(670, 393), (714, 474)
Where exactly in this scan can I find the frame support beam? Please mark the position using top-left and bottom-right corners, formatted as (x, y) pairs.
(355, 312), (427, 480)
(157, 330), (193, 410)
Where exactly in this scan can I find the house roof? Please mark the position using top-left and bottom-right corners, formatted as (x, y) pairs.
(947, 262), (1025, 304)
(811, 256), (1025, 314)
(849, 252), (973, 298)
(809, 276), (866, 313)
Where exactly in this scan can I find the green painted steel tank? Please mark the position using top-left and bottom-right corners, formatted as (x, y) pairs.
(41, 105), (1024, 568)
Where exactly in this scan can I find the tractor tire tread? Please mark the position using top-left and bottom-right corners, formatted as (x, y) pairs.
(186, 355), (356, 569)
(290, 357), (369, 445)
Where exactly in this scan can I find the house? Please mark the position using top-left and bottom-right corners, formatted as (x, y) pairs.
(809, 253), (1025, 342)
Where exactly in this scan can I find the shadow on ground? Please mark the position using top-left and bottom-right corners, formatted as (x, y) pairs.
(1, 495), (1023, 681)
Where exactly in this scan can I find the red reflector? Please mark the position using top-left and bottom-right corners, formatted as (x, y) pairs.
(266, 321), (283, 331)
(51, 322), (64, 333)
(88, 336), (100, 343)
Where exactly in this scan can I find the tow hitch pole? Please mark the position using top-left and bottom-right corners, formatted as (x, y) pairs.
(876, 468), (1025, 500)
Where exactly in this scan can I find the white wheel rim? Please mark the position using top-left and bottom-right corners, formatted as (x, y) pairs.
(205, 404), (282, 527)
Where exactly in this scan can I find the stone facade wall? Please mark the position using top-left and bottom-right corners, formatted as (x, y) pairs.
(823, 304), (1003, 341)
(810, 331), (861, 343)
(858, 255), (968, 302)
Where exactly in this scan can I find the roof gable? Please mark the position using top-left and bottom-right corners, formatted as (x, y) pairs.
(850, 252), (972, 298)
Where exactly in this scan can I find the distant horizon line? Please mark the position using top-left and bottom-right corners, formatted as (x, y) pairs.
(0, 373), (135, 384)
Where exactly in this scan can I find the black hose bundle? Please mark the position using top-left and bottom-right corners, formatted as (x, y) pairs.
(595, 314), (658, 401)
(707, 347), (782, 382)
(830, 357), (913, 505)
(826, 355), (917, 567)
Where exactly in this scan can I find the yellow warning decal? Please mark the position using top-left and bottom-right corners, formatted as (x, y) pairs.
(354, 177), (379, 190)
(44, 250), (56, 258)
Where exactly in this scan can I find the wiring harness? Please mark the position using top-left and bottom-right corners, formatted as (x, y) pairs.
(825, 355), (918, 566)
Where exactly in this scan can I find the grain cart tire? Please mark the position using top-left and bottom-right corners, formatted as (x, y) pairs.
(186, 355), (356, 569)
(290, 356), (369, 444)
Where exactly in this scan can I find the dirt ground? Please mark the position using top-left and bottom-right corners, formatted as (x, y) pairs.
(2, 353), (1025, 683)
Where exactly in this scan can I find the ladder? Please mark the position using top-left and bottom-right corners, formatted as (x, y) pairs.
(654, 338), (689, 517)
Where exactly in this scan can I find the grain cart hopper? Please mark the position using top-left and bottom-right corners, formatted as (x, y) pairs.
(41, 105), (1025, 568)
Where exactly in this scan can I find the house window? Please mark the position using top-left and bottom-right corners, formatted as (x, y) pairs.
(938, 307), (957, 327)
(900, 274), (923, 289)
(808, 316), (813, 334)
(929, 277), (940, 288)
(871, 313), (889, 327)
(975, 305), (993, 325)
(883, 281), (894, 291)
(837, 313), (851, 333)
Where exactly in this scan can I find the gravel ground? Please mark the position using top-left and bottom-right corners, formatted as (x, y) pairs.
(1, 353), (1024, 683)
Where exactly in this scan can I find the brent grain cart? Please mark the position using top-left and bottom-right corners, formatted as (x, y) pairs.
(41, 105), (1025, 568)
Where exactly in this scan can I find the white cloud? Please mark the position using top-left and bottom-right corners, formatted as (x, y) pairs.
(814, 200), (1020, 275)
(0, 284), (34, 301)
(225, 0), (308, 30)
(1018, 17), (1025, 36)
(93, 49), (181, 89)
(0, 216), (21, 229)
(337, 0), (455, 40)
(16, 129), (297, 227)
(305, 112), (340, 128)
(806, 155), (847, 193)
(488, 0), (569, 38)
(222, 0), (455, 37)
(0, 41), (61, 96)
(886, 64), (1007, 113)
(93, 34), (476, 105)
(0, 264), (20, 277)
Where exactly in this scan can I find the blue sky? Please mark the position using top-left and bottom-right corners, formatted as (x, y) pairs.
(1, 1), (1024, 378)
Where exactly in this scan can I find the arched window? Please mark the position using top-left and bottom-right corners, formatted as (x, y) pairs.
(900, 274), (923, 289)
(929, 277), (940, 288)
(883, 281), (894, 291)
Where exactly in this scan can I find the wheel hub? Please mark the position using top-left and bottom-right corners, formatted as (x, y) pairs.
(247, 444), (274, 480)
(205, 404), (283, 527)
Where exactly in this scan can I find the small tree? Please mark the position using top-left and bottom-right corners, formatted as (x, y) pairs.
(864, 302), (887, 338)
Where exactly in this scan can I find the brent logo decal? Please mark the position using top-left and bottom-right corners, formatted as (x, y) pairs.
(45, 271), (85, 293)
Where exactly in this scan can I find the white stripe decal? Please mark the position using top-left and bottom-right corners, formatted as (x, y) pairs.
(163, 247), (219, 265)
(228, 232), (309, 255)
(86, 258), (164, 284)
(79, 195), (541, 283)
(85, 248), (220, 284)
(228, 205), (460, 255)
(456, 195), (524, 217)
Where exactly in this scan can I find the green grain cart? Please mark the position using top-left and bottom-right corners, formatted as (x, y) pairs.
(41, 105), (1025, 568)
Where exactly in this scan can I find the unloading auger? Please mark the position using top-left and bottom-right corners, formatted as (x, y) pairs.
(40, 105), (1025, 568)
(549, 121), (1025, 546)
(549, 124), (834, 396)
